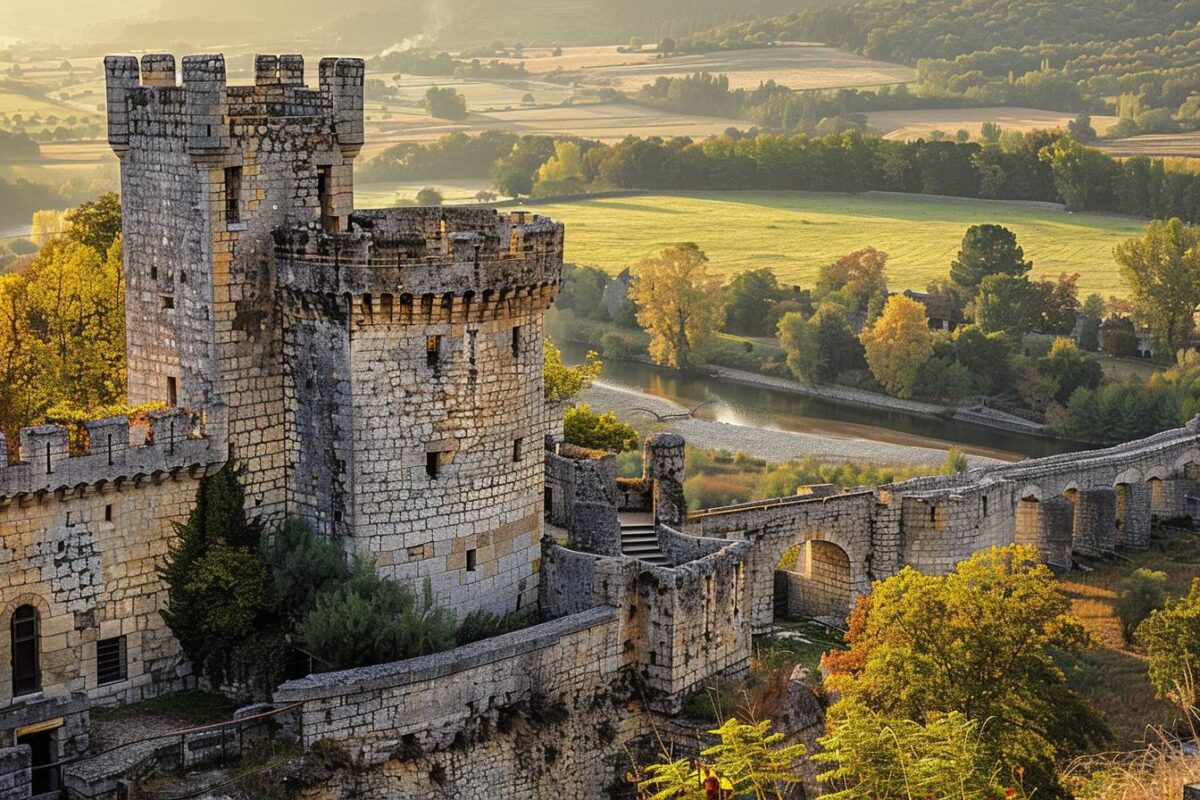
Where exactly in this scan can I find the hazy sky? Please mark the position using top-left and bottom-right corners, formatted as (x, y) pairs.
(1, 0), (160, 43)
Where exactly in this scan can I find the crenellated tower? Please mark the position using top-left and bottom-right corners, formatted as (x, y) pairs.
(105, 52), (364, 516)
(106, 54), (563, 615)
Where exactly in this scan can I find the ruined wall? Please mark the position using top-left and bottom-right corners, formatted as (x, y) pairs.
(106, 53), (363, 517)
(544, 446), (620, 556)
(274, 608), (641, 800)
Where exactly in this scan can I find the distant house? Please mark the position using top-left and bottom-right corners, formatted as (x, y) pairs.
(902, 289), (963, 331)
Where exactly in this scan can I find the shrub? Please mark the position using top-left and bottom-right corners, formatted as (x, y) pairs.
(563, 404), (639, 452)
(265, 518), (351, 629)
(1114, 568), (1168, 645)
(457, 610), (528, 646)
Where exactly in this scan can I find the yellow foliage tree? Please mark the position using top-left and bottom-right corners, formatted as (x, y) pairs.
(628, 243), (722, 370)
(0, 235), (125, 444)
(535, 140), (585, 184)
(859, 294), (933, 398)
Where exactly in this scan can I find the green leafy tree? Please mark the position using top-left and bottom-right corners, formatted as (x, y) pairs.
(629, 243), (723, 370)
(64, 191), (121, 255)
(816, 700), (1015, 800)
(1114, 568), (1168, 645)
(635, 718), (805, 800)
(265, 518), (351, 630)
(160, 465), (272, 689)
(557, 264), (610, 321)
(1115, 218), (1200, 358)
(544, 339), (601, 402)
(823, 545), (1108, 798)
(423, 86), (467, 120)
(1077, 293), (1105, 351)
(563, 404), (639, 452)
(951, 325), (1014, 395)
(1037, 338), (1103, 404)
(723, 268), (786, 336)
(415, 186), (444, 206)
(491, 136), (556, 197)
(950, 224), (1032, 294)
(777, 311), (822, 383)
(975, 273), (1035, 339)
(1137, 577), (1200, 716)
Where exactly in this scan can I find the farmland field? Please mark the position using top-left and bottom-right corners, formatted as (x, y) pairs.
(1097, 131), (1200, 158)
(513, 44), (915, 93)
(867, 107), (1120, 140)
(507, 191), (1146, 297)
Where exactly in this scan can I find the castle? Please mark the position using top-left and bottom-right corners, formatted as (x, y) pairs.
(4, 51), (1200, 800)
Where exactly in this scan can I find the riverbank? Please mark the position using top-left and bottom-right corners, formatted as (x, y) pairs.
(582, 382), (1008, 468)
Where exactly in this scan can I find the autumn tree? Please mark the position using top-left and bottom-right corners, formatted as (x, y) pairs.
(628, 243), (722, 370)
(822, 545), (1107, 798)
(950, 224), (1032, 294)
(544, 338), (601, 402)
(535, 140), (585, 187)
(1115, 218), (1200, 357)
(860, 295), (934, 398)
(563, 404), (639, 452)
(815, 246), (889, 312)
(1137, 577), (1200, 717)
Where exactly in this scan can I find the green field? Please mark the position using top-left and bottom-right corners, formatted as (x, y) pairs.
(512, 191), (1148, 297)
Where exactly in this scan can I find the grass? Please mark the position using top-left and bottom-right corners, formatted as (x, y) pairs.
(91, 690), (237, 726)
(1058, 525), (1200, 746)
(515, 191), (1148, 297)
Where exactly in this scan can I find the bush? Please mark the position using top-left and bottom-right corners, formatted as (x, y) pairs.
(457, 609), (528, 646)
(265, 518), (351, 629)
(563, 404), (639, 452)
(298, 566), (458, 671)
(1114, 568), (1168, 645)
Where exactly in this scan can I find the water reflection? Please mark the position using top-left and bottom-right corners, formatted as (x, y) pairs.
(562, 342), (1091, 462)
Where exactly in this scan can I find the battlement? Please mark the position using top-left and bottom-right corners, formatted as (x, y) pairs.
(105, 53), (364, 155)
(273, 207), (564, 298)
(0, 406), (228, 501)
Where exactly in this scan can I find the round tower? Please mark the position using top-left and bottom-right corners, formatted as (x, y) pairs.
(275, 207), (563, 615)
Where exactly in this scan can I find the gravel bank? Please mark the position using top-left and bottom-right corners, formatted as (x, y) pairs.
(581, 382), (1003, 468)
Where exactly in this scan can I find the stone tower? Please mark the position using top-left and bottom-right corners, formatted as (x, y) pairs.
(105, 53), (363, 516)
(106, 53), (564, 614)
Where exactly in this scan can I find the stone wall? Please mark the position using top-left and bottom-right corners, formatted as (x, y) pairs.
(0, 746), (29, 800)
(544, 446), (621, 556)
(0, 410), (226, 715)
(273, 607), (642, 800)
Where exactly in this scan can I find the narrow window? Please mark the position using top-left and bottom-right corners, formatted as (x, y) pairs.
(982, 495), (989, 517)
(317, 166), (336, 232)
(513, 437), (523, 463)
(96, 636), (127, 685)
(224, 166), (242, 224)
(11, 605), (40, 696)
(180, 270), (187, 284)
(511, 325), (521, 357)
(150, 266), (158, 281)
(104, 504), (113, 522)
(466, 548), (477, 572)
(161, 295), (174, 310)
(166, 376), (177, 406)
(426, 451), (440, 479)
(929, 506), (936, 524)
(426, 335), (441, 368)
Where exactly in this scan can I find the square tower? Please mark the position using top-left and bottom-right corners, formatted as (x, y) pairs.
(105, 53), (363, 514)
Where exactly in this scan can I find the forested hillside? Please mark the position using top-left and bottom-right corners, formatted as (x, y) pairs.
(674, 1), (1200, 132)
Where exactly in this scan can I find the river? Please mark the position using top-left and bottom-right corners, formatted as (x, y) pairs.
(560, 342), (1091, 463)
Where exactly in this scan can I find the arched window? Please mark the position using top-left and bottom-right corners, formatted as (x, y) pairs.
(11, 604), (40, 696)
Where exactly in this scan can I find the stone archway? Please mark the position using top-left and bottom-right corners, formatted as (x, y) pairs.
(773, 539), (853, 623)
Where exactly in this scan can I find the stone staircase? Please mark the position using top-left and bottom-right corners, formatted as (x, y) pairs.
(619, 513), (667, 565)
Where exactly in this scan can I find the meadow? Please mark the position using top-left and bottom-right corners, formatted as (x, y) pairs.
(867, 106), (1120, 140)
(510, 191), (1148, 297)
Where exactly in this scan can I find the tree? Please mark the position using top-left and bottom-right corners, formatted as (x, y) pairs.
(63, 191), (121, 255)
(1040, 137), (1117, 211)
(635, 718), (805, 800)
(1115, 218), (1200, 358)
(415, 186), (444, 206)
(544, 339), (601, 402)
(1077, 292), (1105, 351)
(975, 274), (1034, 339)
(1037, 338), (1103, 404)
(1114, 568), (1168, 645)
(777, 311), (822, 383)
(423, 86), (467, 120)
(160, 466), (272, 689)
(563, 404), (639, 452)
(860, 295), (934, 398)
(950, 224), (1032, 293)
(1068, 113), (1097, 143)
(1137, 577), (1200, 717)
(535, 140), (585, 184)
(816, 701), (1015, 800)
(823, 545), (1107, 797)
(723, 268), (786, 336)
(491, 135), (556, 197)
(265, 518), (351, 630)
(1029, 272), (1080, 334)
(628, 243), (723, 370)
(815, 247), (889, 312)
(951, 324), (1014, 395)
(811, 303), (864, 379)
(557, 264), (610, 321)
